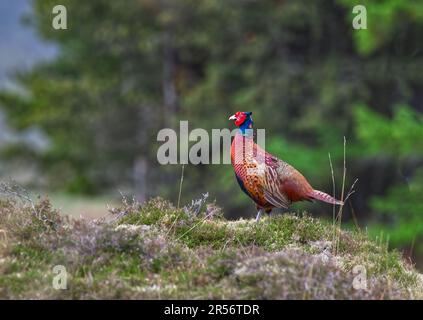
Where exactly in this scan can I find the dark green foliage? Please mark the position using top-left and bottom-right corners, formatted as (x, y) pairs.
(353, 105), (423, 256)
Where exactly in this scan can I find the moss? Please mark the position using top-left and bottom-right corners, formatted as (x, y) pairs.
(176, 220), (230, 249)
(206, 250), (240, 280)
(118, 197), (186, 227)
(0, 197), (422, 299)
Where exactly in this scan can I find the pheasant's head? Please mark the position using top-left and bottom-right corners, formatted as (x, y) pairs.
(229, 111), (254, 136)
(229, 111), (253, 127)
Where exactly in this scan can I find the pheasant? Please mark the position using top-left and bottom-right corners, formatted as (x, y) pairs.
(229, 111), (343, 221)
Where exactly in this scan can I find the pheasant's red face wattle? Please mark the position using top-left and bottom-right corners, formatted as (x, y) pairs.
(230, 111), (247, 127)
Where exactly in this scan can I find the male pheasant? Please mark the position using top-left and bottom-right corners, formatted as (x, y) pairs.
(229, 111), (343, 221)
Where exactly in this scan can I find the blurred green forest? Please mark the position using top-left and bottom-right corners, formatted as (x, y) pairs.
(0, 0), (422, 265)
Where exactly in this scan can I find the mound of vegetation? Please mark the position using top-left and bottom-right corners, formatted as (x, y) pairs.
(0, 194), (422, 299)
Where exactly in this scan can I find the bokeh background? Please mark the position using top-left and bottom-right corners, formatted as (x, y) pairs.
(0, 0), (422, 268)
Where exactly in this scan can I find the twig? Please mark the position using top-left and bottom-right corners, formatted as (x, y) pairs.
(176, 211), (214, 241)
(330, 137), (358, 255)
(0, 181), (38, 218)
(337, 136), (347, 219)
(177, 164), (185, 209)
(0, 181), (56, 229)
(343, 178), (358, 203)
(333, 137), (347, 254)
(328, 153), (336, 248)
(166, 164), (186, 236)
(349, 200), (361, 233)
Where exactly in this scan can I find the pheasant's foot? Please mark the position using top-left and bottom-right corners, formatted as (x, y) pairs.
(255, 210), (262, 222)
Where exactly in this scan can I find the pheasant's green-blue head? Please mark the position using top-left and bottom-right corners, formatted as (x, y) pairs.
(229, 111), (253, 135)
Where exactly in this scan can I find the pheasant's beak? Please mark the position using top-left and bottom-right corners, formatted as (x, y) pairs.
(229, 114), (237, 120)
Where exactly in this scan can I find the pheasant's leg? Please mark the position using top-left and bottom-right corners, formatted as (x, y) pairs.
(255, 209), (263, 222)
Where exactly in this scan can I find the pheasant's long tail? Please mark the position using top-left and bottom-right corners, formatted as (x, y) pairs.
(310, 189), (344, 205)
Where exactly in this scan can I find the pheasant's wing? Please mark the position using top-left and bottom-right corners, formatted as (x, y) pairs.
(268, 151), (313, 202)
(251, 153), (292, 209)
(263, 186), (291, 209)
